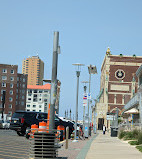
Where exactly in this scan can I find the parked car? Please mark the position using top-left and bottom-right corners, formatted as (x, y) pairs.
(10, 111), (74, 137)
(10, 111), (48, 136)
(0, 120), (10, 129)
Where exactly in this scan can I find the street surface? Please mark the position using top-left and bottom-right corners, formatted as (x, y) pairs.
(0, 130), (30, 159)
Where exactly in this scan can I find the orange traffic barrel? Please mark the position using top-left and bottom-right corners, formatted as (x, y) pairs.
(57, 125), (65, 141)
(31, 124), (38, 138)
(39, 121), (47, 133)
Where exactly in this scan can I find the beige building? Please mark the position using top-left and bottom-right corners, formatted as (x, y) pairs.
(22, 55), (44, 85)
(93, 48), (142, 130)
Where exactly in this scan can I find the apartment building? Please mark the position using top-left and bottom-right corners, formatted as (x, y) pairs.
(0, 64), (27, 118)
(26, 84), (51, 112)
(22, 55), (44, 85)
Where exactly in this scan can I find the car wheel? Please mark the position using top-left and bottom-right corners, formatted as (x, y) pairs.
(17, 131), (25, 136)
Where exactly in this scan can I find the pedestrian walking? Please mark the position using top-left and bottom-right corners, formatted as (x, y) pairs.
(103, 124), (106, 135)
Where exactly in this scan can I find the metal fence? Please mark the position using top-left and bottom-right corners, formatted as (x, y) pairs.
(118, 123), (142, 131)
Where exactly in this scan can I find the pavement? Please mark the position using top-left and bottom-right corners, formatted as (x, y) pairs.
(0, 129), (142, 159)
(85, 131), (142, 159)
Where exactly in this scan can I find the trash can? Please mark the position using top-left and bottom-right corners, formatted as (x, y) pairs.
(89, 126), (91, 136)
(111, 127), (118, 137)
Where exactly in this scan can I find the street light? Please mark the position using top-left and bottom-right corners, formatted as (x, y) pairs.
(87, 64), (97, 136)
(81, 81), (89, 135)
(72, 63), (84, 142)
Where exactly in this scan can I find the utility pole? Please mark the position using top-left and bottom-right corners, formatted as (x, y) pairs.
(70, 109), (71, 120)
(2, 91), (6, 121)
(49, 32), (60, 130)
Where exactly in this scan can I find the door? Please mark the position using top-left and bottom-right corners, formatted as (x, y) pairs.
(98, 118), (104, 130)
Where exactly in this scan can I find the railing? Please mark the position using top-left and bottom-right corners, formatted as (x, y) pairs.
(124, 93), (139, 111)
(118, 122), (142, 131)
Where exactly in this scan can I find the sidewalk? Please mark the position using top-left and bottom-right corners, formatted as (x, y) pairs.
(85, 131), (142, 159)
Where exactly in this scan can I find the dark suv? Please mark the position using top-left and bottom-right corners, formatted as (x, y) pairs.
(10, 111), (48, 136)
(10, 111), (74, 137)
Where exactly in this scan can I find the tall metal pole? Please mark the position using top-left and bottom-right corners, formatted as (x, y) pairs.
(83, 86), (87, 135)
(88, 72), (91, 135)
(49, 32), (59, 130)
(2, 91), (6, 121)
(74, 71), (80, 141)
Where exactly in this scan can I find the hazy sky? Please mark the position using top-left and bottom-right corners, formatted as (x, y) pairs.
(0, 0), (142, 120)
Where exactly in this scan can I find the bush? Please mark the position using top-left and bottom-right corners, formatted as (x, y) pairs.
(138, 131), (142, 145)
(124, 131), (134, 140)
(128, 140), (139, 145)
(118, 130), (127, 139)
(136, 146), (142, 152)
(132, 129), (140, 139)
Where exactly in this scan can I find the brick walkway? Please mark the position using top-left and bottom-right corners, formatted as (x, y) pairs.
(58, 133), (96, 159)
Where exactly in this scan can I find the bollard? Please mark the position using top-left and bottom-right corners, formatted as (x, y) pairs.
(65, 127), (69, 149)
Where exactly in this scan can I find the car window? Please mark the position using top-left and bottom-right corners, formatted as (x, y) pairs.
(38, 113), (48, 119)
(12, 112), (25, 118)
(25, 113), (36, 118)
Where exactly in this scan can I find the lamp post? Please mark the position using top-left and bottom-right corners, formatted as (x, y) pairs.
(72, 63), (84, 142)
(81, 81), (89, 135)
(87, 64), (97, 136)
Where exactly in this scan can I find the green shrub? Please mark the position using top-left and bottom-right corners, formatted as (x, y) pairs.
(138, 131), (142, 145)
(118, 130), (127, 139)
(124, 131), (135, 140)
(136, 146), (142, 152)
(128, 140), (139, 145)
(132, 129), (140, 139)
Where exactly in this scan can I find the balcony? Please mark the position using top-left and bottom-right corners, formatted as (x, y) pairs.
(124, 93), (139, 111)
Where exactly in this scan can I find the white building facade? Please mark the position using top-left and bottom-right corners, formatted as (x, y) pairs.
(26, 84), (51, 112)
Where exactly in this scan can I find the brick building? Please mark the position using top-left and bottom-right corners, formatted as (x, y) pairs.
(93, 48), (142, 129)
(0, 64), (27, 119)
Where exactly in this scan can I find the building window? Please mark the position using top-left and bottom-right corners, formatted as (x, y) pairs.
(10, 83), (13, 88)
(2, 69), (7, 73)
(9, 104), (12, 108)
(33, 105), (36, 108)
(16, 101), (18, 105)
(10, 77), (14, 81)
(33, 98), (37, 102)
(22, 90), (25, 93)
(34, 90), (37, 93)
(39, 110), (42, 112)
(22, 96), (25, 99)
(27, 105), (30, 107)
(44, 99), (47, 102)
(2, 76), (7, 80)
(16, 95), (18, 99)
(44, 94), (48, 97)
(33, 110), (36, 112)
(1, 96), (3, 101)
(17, 83), (19, 87)
(28, 93), (32, 96)
(34, 94), (37, 97)
(9, 90), (13, 95)
(23, 78), (25, 82)
(39, 105), (42, 108)
(28, 98), (31, 101)
(28, 90), (32, 93)
(44, 103), (48, 106)
(9, 97), (13, 102)
(22, 84), (25, 88)
(39, 98), (42, 101)
(39, 90), (43, 93)
(1, 90), (5, 94)
(27, 109), (30, 111)
(11, 70), (14, 74)
(2, 83), (6, 87)
(21, 101), (24, 105)
(44, 90), (48, 93)
(17, 77), (19, 81)
(8, 111), (12, 116)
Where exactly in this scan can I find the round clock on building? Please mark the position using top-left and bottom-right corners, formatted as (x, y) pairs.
(115, 69), (125, 79)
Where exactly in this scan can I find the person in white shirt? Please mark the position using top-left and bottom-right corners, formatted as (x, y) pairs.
(103, 125), (106, 135)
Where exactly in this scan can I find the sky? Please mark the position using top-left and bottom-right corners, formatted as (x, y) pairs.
(0, 0), (142, 120)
